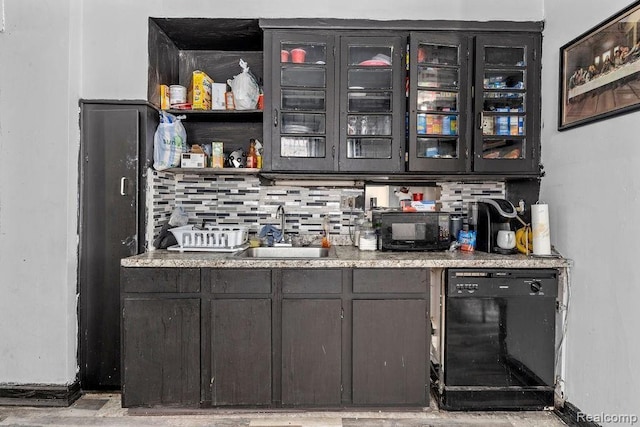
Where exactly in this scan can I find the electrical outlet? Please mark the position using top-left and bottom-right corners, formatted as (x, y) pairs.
(340, 195), (355, 209)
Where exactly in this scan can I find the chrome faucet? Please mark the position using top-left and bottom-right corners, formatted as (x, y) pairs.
(276, 205), (286, 234)
(275, 205), (292, 246)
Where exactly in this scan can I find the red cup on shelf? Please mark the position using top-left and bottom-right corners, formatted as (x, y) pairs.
(412, 192), (424, 201)
(290, 48), (306, 63)
(281, 50), (290, 62)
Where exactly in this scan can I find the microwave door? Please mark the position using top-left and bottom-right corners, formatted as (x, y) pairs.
(391, 223), (427, 241)
(392, 223), (416, 241)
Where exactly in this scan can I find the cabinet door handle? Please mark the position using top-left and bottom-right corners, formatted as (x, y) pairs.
(478, 112), (483, 130)
(332, 145), (335, 158)
(273, 109), (278, 127)
(120, 177), (127, 196)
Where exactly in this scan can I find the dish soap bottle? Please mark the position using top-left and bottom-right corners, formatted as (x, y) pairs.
(321, 215), (331, 248)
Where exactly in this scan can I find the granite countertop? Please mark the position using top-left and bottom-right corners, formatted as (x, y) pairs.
(121, 245), (571, 269)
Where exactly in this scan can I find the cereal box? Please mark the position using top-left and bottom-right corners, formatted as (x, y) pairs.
(188, 70), (213, 110)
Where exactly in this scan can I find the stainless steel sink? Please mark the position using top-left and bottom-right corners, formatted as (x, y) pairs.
(234, 246), (335, 258)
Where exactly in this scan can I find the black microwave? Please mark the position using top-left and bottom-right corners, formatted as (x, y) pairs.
(374, 211), (451, 251)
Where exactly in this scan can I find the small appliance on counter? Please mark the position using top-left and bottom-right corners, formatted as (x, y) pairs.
(474, 198), (518, 254)
(374, 211), (450, 251)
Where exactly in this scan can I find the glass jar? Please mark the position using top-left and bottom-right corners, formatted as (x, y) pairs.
(359, 225), (377, 251)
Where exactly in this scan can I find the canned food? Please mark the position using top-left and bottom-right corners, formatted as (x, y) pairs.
(169, 85), (187, 106)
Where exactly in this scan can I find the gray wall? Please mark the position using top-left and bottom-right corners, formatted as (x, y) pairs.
(541, 0), (640, 421)
(0, 0), (81, 384)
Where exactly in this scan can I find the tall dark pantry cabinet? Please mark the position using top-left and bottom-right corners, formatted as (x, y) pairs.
(78, 101), (156, 389)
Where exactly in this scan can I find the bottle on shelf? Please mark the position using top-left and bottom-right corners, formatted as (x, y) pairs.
(247, 139), (258, 169)
(225, 84), (235, 110)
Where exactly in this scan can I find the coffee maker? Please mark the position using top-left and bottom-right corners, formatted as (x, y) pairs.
(473, 198), (518, 253)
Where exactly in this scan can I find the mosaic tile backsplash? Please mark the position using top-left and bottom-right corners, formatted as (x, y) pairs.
(148, 170), (505, 248)
(148, 170), (364, 248)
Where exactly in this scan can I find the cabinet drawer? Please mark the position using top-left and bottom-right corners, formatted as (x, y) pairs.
(208, 269), (272, 294)
(353, 269), (428, 293)
(121, 268), (200, 293)
(282, 269), (342, 294)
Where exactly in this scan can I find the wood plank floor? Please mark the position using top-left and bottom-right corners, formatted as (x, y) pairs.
(0, 393), (567, 426)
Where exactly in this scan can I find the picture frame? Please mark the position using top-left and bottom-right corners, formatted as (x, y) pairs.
(559, 0), (640, 130)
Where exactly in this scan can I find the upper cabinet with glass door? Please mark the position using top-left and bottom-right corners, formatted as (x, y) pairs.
(339, 36), (405, 172)
(473, 34), (539, 173)
(408, 33), (470, 172)
(269, 33), (336, 171)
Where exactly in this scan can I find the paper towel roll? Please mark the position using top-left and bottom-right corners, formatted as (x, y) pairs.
(531, 204), (551, 255)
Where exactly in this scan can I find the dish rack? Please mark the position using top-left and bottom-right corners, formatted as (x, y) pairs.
(168, 225), (249, 252)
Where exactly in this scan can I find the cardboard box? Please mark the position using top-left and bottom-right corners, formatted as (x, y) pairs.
(211, 83), (227, 110)
(210, 142), (224, 168)
(181, 153), (206, 168)
(403, 200), (442, 212)
(188, 70), (213, 110)
(160, 84), (170, 110)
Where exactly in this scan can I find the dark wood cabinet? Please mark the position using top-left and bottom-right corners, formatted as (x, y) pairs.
(210, 299), (272, 405)
(351, 268), (429, 406)
(281, 299), (343, 405)
(408, 32), (471, 173)
(280, 269), (343, 406)
(408, 31), (541, 174)
(122, 297), (200, 407)
(265, 31), (337, 172)
(148, 18), (264, 160)
(472, 34), (540, 173)
(205, 269), (272, 406)
(265, 31), (406, 173)
(352, 299), (428, 405)
(121, 266), (429, 408)
(79, 102), (157, 390)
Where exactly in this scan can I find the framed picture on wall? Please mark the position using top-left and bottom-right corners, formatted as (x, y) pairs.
(559, 0), (640, 130)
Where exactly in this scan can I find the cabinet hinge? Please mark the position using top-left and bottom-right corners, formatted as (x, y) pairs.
(341, 384), (344, 394)
(533, 48), (537, 61)
(340, 307), (344, 319)
(471, 86), (474, 98)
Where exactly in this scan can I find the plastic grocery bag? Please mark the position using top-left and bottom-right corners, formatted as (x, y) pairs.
(153, 111), (187, 170)
(227, 59), (259, 110)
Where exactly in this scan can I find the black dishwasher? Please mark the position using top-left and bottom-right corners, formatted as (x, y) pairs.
(437, 269), (557, 410)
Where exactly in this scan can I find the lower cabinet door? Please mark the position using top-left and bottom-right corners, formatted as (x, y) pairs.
(211, 299), (272, 405)
(281, 299), (342, 406)
(122, 298), (201, 407)
(352, 299), (428, 405)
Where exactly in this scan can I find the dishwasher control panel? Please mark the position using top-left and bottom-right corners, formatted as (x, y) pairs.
(447, 269), (558, 298)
